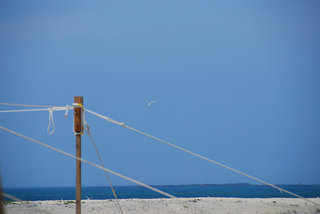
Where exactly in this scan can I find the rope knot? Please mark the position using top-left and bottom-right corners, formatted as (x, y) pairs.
(64, 105), (72, 118)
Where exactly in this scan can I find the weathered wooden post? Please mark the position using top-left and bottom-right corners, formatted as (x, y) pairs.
(74, 96), (83, 214)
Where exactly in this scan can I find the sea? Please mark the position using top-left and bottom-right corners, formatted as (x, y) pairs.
(4, 184), (320, 201)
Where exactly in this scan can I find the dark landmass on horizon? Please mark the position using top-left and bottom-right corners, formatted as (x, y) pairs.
(5, 183), (320, 190)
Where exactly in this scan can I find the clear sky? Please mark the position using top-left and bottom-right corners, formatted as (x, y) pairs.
(1, 0), (320, 188)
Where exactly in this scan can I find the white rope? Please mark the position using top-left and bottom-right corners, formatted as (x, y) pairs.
(84, 121), (124, 214)
(64, 105), (72, 118)
(2, 192), (21, 202)
(0, 102), (54, 108)
(85, 109), (319, 206)
(0, 108), (50, 113)
(0, 106), (73, 135)
(47, 105), (74, 134)
(0, 126), (176, 199)
(85, 109), (125, 127)
(47, 109), (55, 134)
(0, 106), (73, 114)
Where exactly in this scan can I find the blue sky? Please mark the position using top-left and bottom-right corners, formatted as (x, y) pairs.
(1, 0), (320, 188)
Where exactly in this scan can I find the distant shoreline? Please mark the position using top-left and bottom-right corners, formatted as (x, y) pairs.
(4, 184), (320, 201)
(4, 183), (320, 189)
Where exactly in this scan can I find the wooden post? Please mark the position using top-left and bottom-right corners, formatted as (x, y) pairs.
(74, 96), (83, 214)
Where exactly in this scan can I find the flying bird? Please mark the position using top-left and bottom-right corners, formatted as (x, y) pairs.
(145, 99), (158, 106)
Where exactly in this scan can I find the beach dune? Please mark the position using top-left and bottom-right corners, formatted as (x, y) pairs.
(4, 197), (320, 214)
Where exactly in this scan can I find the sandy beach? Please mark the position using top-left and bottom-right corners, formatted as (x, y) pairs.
(3, 197), (320, 214)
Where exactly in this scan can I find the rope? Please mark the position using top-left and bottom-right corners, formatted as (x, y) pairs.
(84, 121), (124, 214)
(2, 192), (21, 202)
(47, 108), (55, 134)
(0, 106), (73, 114)
(85, 109), (125, 127)
(0, 126), (175, 199)
(0, 106), (73, 135)
(0, 108), (50, 113)
(85, 109), (319, 206)
(0, 102), (54, 108)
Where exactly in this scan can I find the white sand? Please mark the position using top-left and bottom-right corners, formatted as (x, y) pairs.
(4, 197), (320, 214)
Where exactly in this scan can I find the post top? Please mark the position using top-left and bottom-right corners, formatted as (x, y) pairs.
(74, 96), (83, 104)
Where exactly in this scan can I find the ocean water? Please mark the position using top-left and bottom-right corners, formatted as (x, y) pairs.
(4, 184), (320, 201)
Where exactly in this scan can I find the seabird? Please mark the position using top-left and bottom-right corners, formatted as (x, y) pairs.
(145, 99), (158, 106)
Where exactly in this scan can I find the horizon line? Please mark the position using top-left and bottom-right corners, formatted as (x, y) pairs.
(4, 183), (320, 189)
